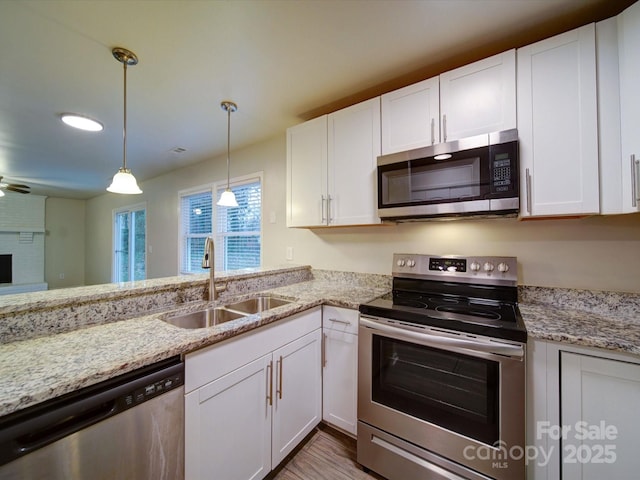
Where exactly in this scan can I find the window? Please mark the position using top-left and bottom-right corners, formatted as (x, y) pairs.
(179, 173), (262, 274)
(113, 204), (146, 282)
(215, 176), (262, 270)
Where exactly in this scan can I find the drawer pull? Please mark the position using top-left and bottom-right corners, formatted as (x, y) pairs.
(328, 318), (351, 326)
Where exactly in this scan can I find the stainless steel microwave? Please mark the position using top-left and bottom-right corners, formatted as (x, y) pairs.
(377, 129), (519, 220)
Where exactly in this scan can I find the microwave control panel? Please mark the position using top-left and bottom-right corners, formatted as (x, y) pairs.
(492, 153), (512, 192)
(489, 140), (518, 196)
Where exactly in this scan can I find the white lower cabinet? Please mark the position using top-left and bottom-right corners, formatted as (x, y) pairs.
(185, 308), (322, 480)
(527, 339), (640, 479)
(322, 306), (358, 436)
(561, 352), (640, 479)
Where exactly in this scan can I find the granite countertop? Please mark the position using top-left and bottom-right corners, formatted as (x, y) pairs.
(0, 278), (389, 418)
(2, 272), (639, 420)
(520, 286), (640, 356)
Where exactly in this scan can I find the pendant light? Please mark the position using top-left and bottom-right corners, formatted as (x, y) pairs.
(107, 47), (142, 195)
(217, 101), (238, 207)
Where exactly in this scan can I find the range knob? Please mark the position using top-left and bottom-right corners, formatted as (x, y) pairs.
(407, 259), (416, 268)
(396, 259), (406, 267)
(498, 262), (510, 273)
(470, 261), (481, 272)
(483, 262), (495, 272)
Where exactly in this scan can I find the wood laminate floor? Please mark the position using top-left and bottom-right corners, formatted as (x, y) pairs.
(270, 424), (386, 480)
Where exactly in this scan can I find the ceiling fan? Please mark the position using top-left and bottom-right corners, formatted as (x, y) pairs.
(0, 176), (31, 195)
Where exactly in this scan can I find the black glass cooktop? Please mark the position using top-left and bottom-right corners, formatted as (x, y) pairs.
(359, 278), (527, 343)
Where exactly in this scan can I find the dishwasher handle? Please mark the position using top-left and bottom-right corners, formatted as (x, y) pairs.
(8, 392), (118, 458)
(0, 357), (183, 467)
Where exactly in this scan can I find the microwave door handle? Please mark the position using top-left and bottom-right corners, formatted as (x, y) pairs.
(360, 317), (524, 358)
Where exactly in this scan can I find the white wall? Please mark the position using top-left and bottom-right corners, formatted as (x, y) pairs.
(0, 193), (46, 286)
(44, 197), (85, 289)
(83, 134), (640, 293)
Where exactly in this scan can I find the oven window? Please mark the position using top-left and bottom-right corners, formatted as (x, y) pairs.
(371, 334), (499, 445)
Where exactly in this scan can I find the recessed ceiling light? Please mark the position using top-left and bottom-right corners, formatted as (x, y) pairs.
(434, 154), (452, 161)
(60, 114), (104, 132)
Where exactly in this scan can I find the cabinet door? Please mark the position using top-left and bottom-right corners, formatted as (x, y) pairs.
(327, 97), (381, 226)
(286, 115), (328, 227)
(322, 329), (358, 436)
(618, 1), (640, 213)
(381, 77), (440, 154)
(185, 354), (272, 480)
(517, 24), (599, 217)
(561, 352), (640, 478)
(272, 328), (322, 466)
(439, 49), (516, 142)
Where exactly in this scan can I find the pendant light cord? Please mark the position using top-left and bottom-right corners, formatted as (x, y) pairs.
(122, 58), (128, 171)
(226, 103), (231, 189)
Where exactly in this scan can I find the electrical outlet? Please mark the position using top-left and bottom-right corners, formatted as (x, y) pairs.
(286, 246), (293, 261)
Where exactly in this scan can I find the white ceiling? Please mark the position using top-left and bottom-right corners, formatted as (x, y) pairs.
(0, 0), (626, 199)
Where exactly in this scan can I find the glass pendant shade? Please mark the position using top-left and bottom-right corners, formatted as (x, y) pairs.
(107, 167), (142, 194)
(217, 188), (238, 207)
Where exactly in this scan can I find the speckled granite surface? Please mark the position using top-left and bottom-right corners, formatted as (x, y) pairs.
(0, 265), (313, 343)
(519, 286), (640, 355)
(0, 272), (389, 417)
(2, 268), (639, 420)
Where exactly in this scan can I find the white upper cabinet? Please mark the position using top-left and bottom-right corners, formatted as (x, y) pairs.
(517, 24), (599, 217)
(380, 50), (516, 155)
(617, 0), (640, 213)
(286, 115), (328, 227)
(440, 49), (516, 142)
(597, 17), (625, 214)
(381, 77), (440, 154)
(286, 97), (381, 228)
(327, 97), (381, 226)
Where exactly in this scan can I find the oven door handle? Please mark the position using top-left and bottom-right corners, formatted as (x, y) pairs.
(360, 317), (524, 358)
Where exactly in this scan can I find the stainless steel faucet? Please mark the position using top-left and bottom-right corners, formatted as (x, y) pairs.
(201, 236), (216, 301)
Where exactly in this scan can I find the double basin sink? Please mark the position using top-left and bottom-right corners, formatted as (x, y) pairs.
(162, 295), (293, 329)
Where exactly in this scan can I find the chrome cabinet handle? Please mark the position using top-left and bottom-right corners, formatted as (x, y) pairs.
(632, 155), (639, 207)
(430, 118), (435, 145)
(525, 168), (532, 214)
(328, 318), (351, 326)
(322, 333), (327, 368)
(442, 114), (447, 142)
(327, 195), (332, 224)
(267, 360), (273, 406)
(277, 356), (283, 400)
(321, 195), (327, 223)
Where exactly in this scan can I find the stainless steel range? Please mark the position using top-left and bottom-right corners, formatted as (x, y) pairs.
(358, 254), (526, 480)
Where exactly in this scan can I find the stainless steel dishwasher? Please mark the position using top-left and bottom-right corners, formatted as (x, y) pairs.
(0, 355), (184, 480)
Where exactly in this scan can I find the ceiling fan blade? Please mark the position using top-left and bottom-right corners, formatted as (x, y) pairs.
(5, 186), (30, 194)
(8, 183), (30, 189)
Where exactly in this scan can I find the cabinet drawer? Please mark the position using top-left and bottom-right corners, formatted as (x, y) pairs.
(322, 306), (358, 334)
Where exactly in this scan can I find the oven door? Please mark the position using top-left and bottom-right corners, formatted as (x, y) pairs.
(358, 315), (525, 480)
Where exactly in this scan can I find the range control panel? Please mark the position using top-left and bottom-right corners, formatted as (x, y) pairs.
(393, 253), (518, 286)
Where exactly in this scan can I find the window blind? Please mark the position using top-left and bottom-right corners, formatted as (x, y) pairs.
(179, 190), (212, 274)
(215, 178), (261, 270)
